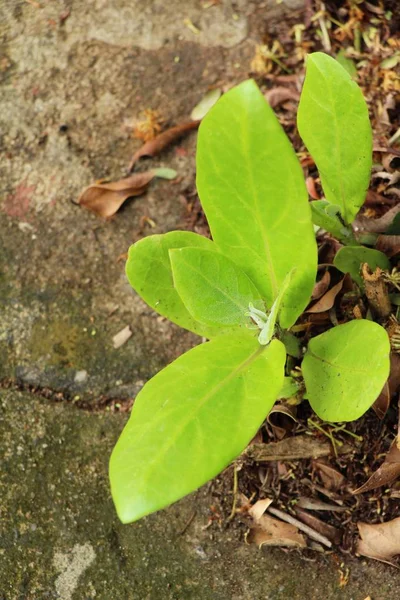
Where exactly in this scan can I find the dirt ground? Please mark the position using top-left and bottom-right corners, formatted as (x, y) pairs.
(1, 0), (400, 598)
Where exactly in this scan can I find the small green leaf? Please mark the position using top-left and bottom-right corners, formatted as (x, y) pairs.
(298, 52), (372, 224)
(280, 330), (302, 358)
(126, 231), (230, 338)
(197, 79), (317, 328)
(302, 320), (390, 422)
(170, 247), (262, 328)
(110, 334), (286, 523)
(334, 246), (391, 287)
(336, 49), (357, 78)
(278, 376), (300, 399)
(386, 213), (400, 235)
(258, 269), (296, 344)
(190, 88), (222, 120)
(310, 201), (358, 245)
(152, 167), (178, 180)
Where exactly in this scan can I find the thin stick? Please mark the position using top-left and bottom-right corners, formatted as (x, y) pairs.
(227, 465), (238, 521)
(267, 506), (332, 548)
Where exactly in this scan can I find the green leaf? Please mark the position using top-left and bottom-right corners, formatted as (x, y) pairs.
(190, 88), (222, 120)
(125, 231), (231, 338)
(278, 376), (300, 399)
(280, 330), (302, 358)
(386, 213), (400, 235)
(197, 79), (317, 328)
(334, 246), (391, 287)
(170, 247), (262, 328)
(336, 49), (357, 78)
(258, 269), (296, 345)
(152, 167), (177, 180)
(310, 200), (358, 245)
(302, 320), (390, 422)
(110, 334), (286, 523)
(298, 52), (372, 224)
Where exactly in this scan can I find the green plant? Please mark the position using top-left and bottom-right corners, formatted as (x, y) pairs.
(109, 52), (390, 524)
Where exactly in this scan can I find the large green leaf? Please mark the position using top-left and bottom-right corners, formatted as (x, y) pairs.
(125, 231), (232, 338)
(110, 334), (286, 523)
(334, 246), (390, 287)
(170, 247), (262, 327)
(196, 79), (317, 329)
(298, 52), (372, 224)
(302, 320), (390, 422)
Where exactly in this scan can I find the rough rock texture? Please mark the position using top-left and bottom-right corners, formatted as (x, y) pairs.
(1, 0), (400, 598)
(2, 389), (400, 600)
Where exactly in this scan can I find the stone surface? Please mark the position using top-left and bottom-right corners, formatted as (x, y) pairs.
(1, 0), (400, 597)
(2, 389), (400, 600)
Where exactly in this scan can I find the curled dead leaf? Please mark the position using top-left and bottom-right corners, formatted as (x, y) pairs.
(354, 203), (400, 234)
(353, 440), (400, 495)
(266, 403), (298, 440)
(306, 279), (344, 313)
(375, 234), (400, 258)
(357, 518), (400, 566)
(264, 86), (300, 108)
(128, 120), (200, 171)
(306, 176), (321, 200)
(311, 270), (331, 300)
(78, 169), (176, 218)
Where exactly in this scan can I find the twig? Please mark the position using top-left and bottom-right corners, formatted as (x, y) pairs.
(267, 506), (332, 548)
(227, 464), (238, 521)
(176, 510), (197, 536)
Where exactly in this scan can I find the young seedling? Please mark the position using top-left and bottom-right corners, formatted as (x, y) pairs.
(109, 52), (390, 524)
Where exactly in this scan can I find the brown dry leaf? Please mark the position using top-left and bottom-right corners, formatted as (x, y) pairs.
(128, 120), (200, 170)
(294, 506), (342, 545)
(306, 176), (321, 200)
(372, 381), (390, 420)
(246, 500), (306, 549)
(371, 349), (400, 420)
(313, 460), (345, 491)
(246, 435), (352, 462)
(365, 189), (394, 206)
(353, 440), (400, 495)
(388, 352), (400, 394)
(266, 403), (298, 440)
(311, 270), (331, 300)
(354, 203), (400, 233)
(306, 279), (344, 313)
(78, 169), (175, 218)
(264, 86), (300, 108)
(357, 518), (400, 565)
(248, 498), (273, 520)
(375, 234), (400, 257)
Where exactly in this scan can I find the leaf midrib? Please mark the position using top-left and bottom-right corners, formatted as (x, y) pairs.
(118, 342), (267, 492)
